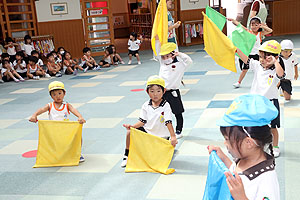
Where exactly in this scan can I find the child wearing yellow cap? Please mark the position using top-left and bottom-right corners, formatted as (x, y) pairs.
(158, 42), (193, 139)
(29, 81), (86, 162)
(121, 75), (178, 168)
(236, 40), (285, 158)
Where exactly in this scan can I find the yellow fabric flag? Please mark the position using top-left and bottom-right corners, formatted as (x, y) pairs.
(125, 127), (175, 175)
(203, 12), (237, 73)
(151, 0), (168, 56)
(33, 120), (82, 168)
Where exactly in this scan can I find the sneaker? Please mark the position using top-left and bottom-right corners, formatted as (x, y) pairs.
(175, 130), (183, 139)
(138, 61), (141, 65)
(92, 67), (97, 70)
(45, 73), (51, 78)
(121, 155), (128, 168)
(19, 78), (25, 82)
(121, 61), (125, 64)
(55, 73), (62, 77)
(95, 66), (101, 70)
(73, 69), (78, 76)
(0, 79), (4, 83)
(128, 60), (132, 65)
(273, 147), (280, 158)
(84, 67), (88, 73)
(233, 82), (240, 88)
(14, 78), (20, 82)
(33, 76), (40, 80)
(79, 155), (85, 163)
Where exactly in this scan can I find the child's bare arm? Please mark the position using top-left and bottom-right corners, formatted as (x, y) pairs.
(68, 103), (86, 124)
(236, 48), (249, 64)
(166, 123), (177, 147)
(260, 23), (272, 36)
(29, 104), (49, 123)
(123, 121), (144, 130)
(294, 64), (298, 80)
(227, 18), (248, 31)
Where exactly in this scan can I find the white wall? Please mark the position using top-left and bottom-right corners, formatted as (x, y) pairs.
(35, 0), (81, 22)
(180, 0), (209, 10)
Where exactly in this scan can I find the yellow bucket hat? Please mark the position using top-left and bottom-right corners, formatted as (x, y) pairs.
(259, 40), (281, 54)
(48, 81), (65, 92)
(146, 75), (165, 88)
(159, 43), (177, 56)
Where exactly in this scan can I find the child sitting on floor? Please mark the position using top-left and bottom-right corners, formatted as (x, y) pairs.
(46, 53), (62, 77)
(27, 56), (46, 80)
(13, 51), (27, 78)
(81, 47), (99, 72)
(109, 44), (125, 64)
(63, 51), (84, 75)
(99, 47), (113, 68)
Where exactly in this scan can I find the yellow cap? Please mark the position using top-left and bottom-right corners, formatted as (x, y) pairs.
(159, 42), (177, 55)
(146, 75), (165, 88)
(259, 40), (281, 54)
(48, 81), (65, 92)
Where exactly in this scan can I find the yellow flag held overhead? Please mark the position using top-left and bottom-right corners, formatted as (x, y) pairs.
(33, 120), (82, 168)
(203, 12), (237, 72)
(151, 0), (168, 56)
(125, 128), (175, 175)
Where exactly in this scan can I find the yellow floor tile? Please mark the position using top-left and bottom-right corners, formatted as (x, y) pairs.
(84, 118), (123, 128)
(127, 109), (141, 118)
(0, 119), (21, 129)
(182, 79), (200, 85)
(178, 140), (226, 156)
(107, 65), (137, 72)
(0, 98), (15, 105)
(10, 88), (44, 94)
(213, 93), (247, 100)
(87, 96), (124, 103)
(183, 101), (210, 109)
(284, 107), (300, 118)
(0, 140), (37, 154)
(72, 82), (101, 88)
(147, 174), (207, 200)
(179, 88), (190, 96)
(79, 72), (104, 76)
(206, 70), (231, 75)
(57, 154), (122, 173)
(119, 81), (146, 86)
(91, 74), (118, 79)
(194, 108), (227, 128)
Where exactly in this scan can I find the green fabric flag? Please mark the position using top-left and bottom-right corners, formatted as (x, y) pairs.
(206, 6), (226, 31)
(228, 24), (256, 57)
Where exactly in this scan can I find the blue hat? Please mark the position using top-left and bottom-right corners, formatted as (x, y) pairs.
(217, 94), (278, 127)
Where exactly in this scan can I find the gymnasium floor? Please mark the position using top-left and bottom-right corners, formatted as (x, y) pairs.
(0, 35), (300, 200)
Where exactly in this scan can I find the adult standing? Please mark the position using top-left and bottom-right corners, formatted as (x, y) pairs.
(246, 0), (268, 29)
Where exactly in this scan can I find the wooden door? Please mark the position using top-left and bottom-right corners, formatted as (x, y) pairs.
(81, 0), (114, 56)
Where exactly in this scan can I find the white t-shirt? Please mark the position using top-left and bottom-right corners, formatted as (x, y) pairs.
(280, 52), (298, 80)
(250, 32), (262, 55)
(230, 154), (280, 200)
(21, 44), (35, 56)
(128, 39), (141, 51)
(139, 99), (173, 138)
(249, 59), (283, 99)
(0, 62), (13, 75)
(13, 60), (27, 73)
(159, 52), (192, 89)
(48, 102), (70, 121)
(7, 46), (16, 56)
(37, 59), (44, 66)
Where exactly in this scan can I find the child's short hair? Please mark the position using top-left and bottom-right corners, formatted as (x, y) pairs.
(28, 55), (38, 64)
(2, 59), (10, 65)
(16, 51), (24, 58)
(146, 84), (165, 93)
(130, 32), (138, 40)
(106, 46), (113, 54)
(24, 35), (31, 43)
(50, 50), (57, 55)
(31, 50), (39, 56)
(83, 47), (91, 53)
(5, 37), (13, 43)
(1, 53), (9, 60)
(63, 51), (71, 59)
(47, 53), (54, 59)
(57, 47), (65, 52)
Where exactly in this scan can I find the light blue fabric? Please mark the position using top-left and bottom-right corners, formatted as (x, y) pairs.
(203, 151), (233, 200)
(217, 94), (278, 127)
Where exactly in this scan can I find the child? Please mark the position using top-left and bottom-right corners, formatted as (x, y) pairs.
(4, 37), (18, 63)
(208, 94), (280, 200)
(158, 42), (193, 139)
(47, 53), (62, 77)
(29, 81), (86, 162)
(228, 17), (273, 88)
(81, 47), (99, 72)
(27, 56), (46, 80)
(98, 47), (113, 68)
(57, 47), (66, 56)
(236, 40), (285, 158)
(31, 50), (44, 67)
(1, 59), (24, 82)
(278, 39), (298, 101)
(121, 75), (178, 167)
(13, 51), (27, 78)
(109, 44), (125, 64)
(21, 35), (35, 62)
(128, 32), (142, 65)
(63, 51), (84, 75)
